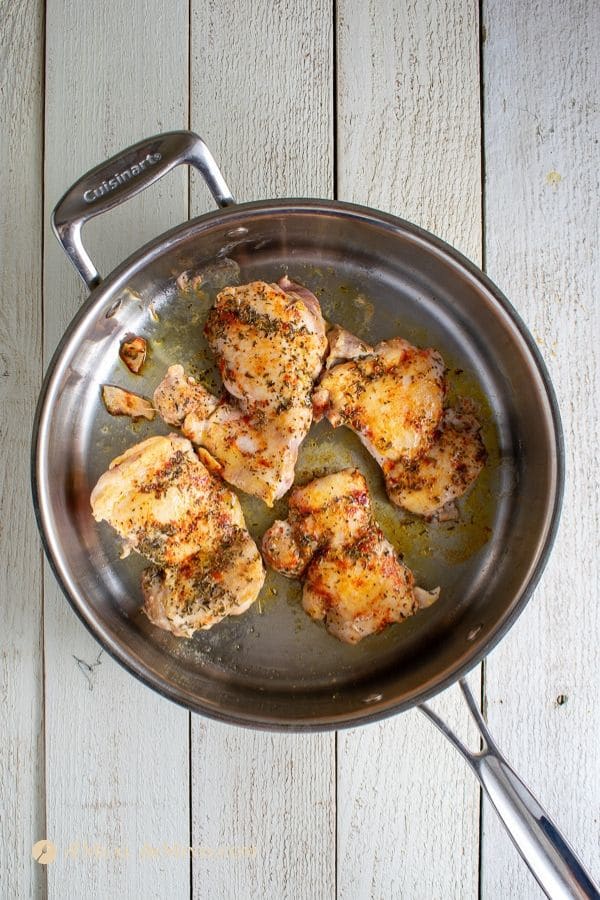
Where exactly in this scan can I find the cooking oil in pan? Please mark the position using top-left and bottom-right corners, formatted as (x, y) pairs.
(92, 262), (499, 647)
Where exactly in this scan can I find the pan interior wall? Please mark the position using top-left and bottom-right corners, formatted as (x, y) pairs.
(37, 205), (560, 725)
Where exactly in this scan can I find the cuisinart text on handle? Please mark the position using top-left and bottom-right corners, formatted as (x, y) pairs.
(83, 152), (162, 203)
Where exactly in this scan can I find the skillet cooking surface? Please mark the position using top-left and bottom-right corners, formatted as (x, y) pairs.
(34, 202), (561, 728)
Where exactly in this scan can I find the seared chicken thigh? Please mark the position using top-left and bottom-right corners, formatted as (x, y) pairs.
(262, 467), (373, 577)
(313, 332), (445, 464)
(185, 403), (312, 506)
(314, 327), (485, 518)
(154, 364), (312, 506)
(262, 468), (438, 643)
(154, 279), (327, 505)
(90, 434), (244, 565)
(205, 279), (327, 412)
(303, 531), (419, 644)
(385, 407), (486, 518)
(90, 434), (264, 635)
(141, 527), (264, 637)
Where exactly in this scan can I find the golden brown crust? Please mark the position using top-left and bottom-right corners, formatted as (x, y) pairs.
(205, 280), (327, 412)
(384, 407), (486, 517)
(90, 434), (244, 567)
(141, 528), (265, 637)
(314, 336), (446, 464)
(262, 468), (438, 643)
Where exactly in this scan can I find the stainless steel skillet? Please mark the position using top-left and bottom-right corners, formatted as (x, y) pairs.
(32, 131), (598, 898)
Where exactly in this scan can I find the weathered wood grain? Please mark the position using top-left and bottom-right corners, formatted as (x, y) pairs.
(6, 1), (598, 897)
(43, 1), (191, 895)
(481, 1), (600, 895)
(336, 1), (483, 897)
(0, 2), (45, 896)
(189, 2), (336, 897)
(192, 722), (336, 898)
(337, 0), (482, 261)
(190, 0), (333, 204)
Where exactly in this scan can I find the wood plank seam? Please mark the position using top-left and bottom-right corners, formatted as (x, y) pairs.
(0, 0), (47, 894)
(40, 0), (49, 895)
(477, 3), (487, 896)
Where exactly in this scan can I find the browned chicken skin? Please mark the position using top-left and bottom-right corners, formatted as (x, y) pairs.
(262, 468), (438, 643)
(314, 327), (485, 518)
(154, 364), (311, 507)
(90, 434), (264, 636)
(141, 527), (264, 637)
(384, 407), (487, 518)
(313, 332), (446, 464)
(154, 279), (328, 506)
(205, 279), (327, 413)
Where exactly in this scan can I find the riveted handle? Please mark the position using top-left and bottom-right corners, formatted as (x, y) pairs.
(51, 131), (235, 291)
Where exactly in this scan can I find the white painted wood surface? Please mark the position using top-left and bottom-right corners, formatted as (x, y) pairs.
(336, 2), (483, 897)
(1, 0), (598, 897)
(481, 1), (600, 896)
(42, 1), (190, 896)
(190, 4), (336, 897)
(0, 3), (45, 897)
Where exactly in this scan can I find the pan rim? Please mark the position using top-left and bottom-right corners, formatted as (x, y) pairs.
(31, 198), (565, 731)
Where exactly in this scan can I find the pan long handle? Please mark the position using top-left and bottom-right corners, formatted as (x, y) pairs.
(52, 131), (235, 291)
(419, 679), (599, 900)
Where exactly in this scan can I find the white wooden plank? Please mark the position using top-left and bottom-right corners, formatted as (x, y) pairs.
(336, 2), (483, 898)
(190, 0), (333, 203)
(43, 2), (191, 895)
(0, 2), (45, 897)
(193, 722), (336, 897)
(481, 1), (600, 896)
(189, 2), (335, 897)
(337, 0), (482, 262)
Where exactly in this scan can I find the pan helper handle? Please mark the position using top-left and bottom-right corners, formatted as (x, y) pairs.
(419, 679), (599, 900)
(52, 131), (235, 291)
